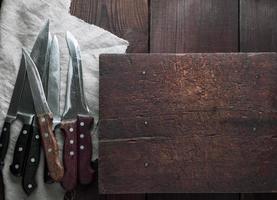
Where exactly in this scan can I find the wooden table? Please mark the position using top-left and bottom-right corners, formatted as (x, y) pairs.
(70, 0), (277, 199)
(1, 0), (277, 200)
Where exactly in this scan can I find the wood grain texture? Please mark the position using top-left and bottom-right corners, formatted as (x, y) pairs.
(241, 194), (277, 200)
(70, 0), (149, 53)
(38, 114), (64, 182)
(150, 0), (239, 53)
(99, 53), (277, 193)
(60, 120), (78, 191)
(240, 0), (277, 52)
(147, 193), (240, 200)
(77, 115), (95, 185)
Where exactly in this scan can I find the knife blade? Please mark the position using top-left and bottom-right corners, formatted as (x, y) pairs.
(43, 35), (61, 184)
(10, 21), (51, 178)
(22, 49), (64, 182)
(60, 32), (94, 191)
(22, 28), (53, 195)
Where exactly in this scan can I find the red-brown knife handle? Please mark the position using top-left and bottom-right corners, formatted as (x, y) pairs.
(37, 113), (64, 182)
(77, 115), (95, 184)
(60, 120), (78, 191)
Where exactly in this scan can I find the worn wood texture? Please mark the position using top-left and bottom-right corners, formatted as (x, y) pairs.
(150, 0), (239, 53)
(240, 0), (277, 52)
(241, 193), (277, 200)
(147, 193), (240, 200)
(99, 53), (277, 194)
(104, 195), (146, 200)
(70, 0), (149, 53)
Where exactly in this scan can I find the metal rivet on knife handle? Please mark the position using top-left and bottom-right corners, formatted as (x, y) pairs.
(38, 113), (64, 182)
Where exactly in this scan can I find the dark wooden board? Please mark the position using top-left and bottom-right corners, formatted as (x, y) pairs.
(240, 0), (277, 52)
(147, 193), (240, 200)
(104, 195), (146, 200)
(70, 0), (149, 53)
(150, 0), (239, 53)
(241, 193), (277, 200)
(99, 53), (277, 194)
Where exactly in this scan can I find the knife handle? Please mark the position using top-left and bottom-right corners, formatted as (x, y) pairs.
(44, 159), (54, 184)
(10, 124), (32, 176)
(0, 122), (11, 167)
(22, 125), (41, 195)
(77, 115), (95, 184)
(0, 171), (5, 200)
(60, 120), (78, 191)
(38, 113), (64, 182)
(44, 131), (55, 184)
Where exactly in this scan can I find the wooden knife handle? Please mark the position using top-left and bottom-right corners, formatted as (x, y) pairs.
(60, 120), (78, 191)
(22, 124), (41, 195)
(0, 121), (11, 168)
(38, 113), (64, 182)
(77, 115), (95, 184)
(10, 124), (32, 176)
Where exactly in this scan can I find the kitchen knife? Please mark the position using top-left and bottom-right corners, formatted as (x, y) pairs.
(0, 55), (27, 168)
(10, 21), (51, 178)
(22, 49), (64, 182)
(22, 29), (53, 195)
(43, 35), (61, 184)
(60, 32), (94, 191)
(0, 52), (27, 200)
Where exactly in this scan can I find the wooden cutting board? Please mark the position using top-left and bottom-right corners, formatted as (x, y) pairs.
(99, 53), (277, 194)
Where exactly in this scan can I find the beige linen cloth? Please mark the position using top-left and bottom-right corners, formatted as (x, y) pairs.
(0, 0), (129, 199)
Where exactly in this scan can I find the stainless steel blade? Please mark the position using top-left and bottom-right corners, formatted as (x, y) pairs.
(17, 21), (51, 124)
(62, 31), (90, 120)
(31, 20), (50, 79)
(22, 49), (51, 115)
(41, 33), (52, 93)
(47, 35), (60, 127)
(5, 56), (27, 123)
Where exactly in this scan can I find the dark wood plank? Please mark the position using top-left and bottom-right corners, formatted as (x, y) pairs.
(240, 0), (277, 52)
(70, 0), (149, 53)
(240, 1), (277, 199)
(147, 193), (240, 200)
(150, 0), (239, 53)
(241, 193), (277, 200)
(105, 194), (145, 200)
(99, 53), (277, 194)
(70, 1), (148, 199)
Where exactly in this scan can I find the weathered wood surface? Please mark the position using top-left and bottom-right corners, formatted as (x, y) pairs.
(99, 53), (277, 193)
(70, 0), (149, 53)
(241, 194), (277, 200)
(150, 0), (238, 53)
(240, 0), (277, 52)
(70, 0), (148, 199)
(147, 193), (240, 200)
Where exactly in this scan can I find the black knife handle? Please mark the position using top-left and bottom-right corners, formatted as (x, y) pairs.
(0, 122), (11, 168)
(0, 171), (5, 200)
(10, 124), (32, 176)
(22, 125), (41, 195)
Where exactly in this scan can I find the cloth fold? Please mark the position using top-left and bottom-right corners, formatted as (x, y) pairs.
(0, 0), (129, 199)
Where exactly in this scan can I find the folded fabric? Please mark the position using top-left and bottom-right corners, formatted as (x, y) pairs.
(0, 0), (129, 199)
